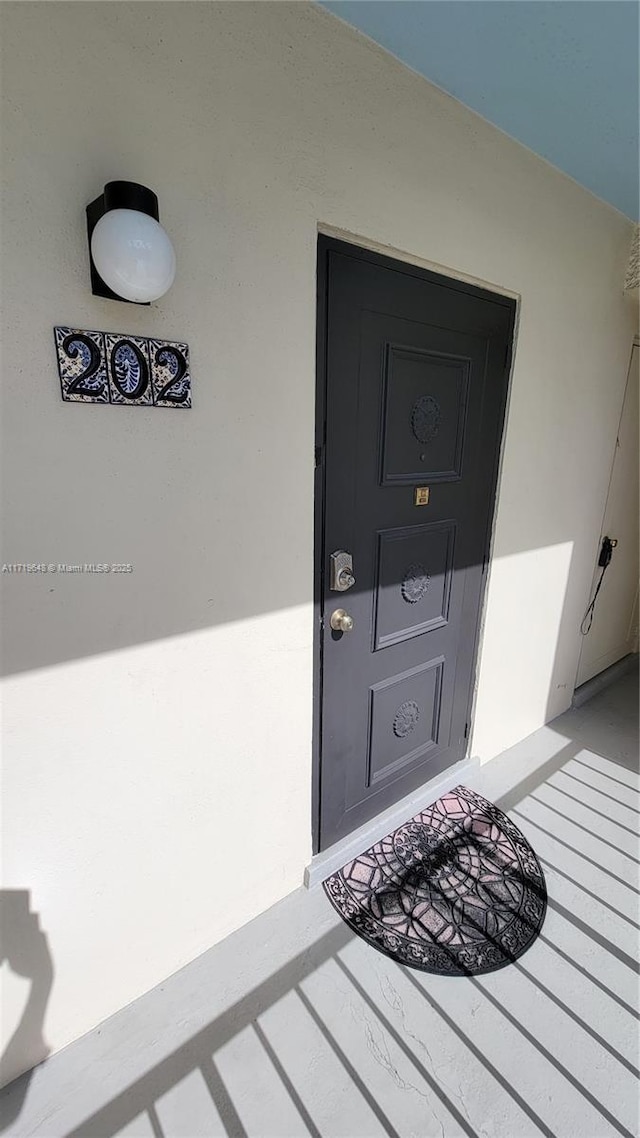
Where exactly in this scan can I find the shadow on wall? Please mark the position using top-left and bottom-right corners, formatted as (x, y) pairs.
(2, 677), (637, 1136)
(0, 892), (54, 1117)
(0, 531), (595, 680)
(0, 503), (588, 679)
(1, 335), (632, 683)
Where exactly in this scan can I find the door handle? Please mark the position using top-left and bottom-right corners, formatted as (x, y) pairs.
(330, 608), (354, 633)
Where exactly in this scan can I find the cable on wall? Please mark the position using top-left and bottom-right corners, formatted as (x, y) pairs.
(580, 536), (617, 635)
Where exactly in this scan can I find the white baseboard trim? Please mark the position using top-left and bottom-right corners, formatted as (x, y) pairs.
(572, 652), (638, 708)
(304, 756), (479, 889)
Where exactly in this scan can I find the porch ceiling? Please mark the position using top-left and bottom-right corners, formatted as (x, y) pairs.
(319, 1), (640, 220)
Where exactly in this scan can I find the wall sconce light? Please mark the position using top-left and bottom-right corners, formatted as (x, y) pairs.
(86, 181), (176, 304)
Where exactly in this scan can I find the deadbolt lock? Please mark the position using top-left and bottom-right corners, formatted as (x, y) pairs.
(330, 550), (356, 592)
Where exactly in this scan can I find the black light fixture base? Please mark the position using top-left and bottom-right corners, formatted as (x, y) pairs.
(86, 181), (160, 304)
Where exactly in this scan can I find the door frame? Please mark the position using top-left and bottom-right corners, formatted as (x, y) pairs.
(312, 233), (517, 854)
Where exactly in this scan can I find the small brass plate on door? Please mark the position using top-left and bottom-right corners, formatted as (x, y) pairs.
(414, 487), (430, 506)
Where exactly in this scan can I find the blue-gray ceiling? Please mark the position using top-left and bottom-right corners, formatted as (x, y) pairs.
(319, 1), (639, 219)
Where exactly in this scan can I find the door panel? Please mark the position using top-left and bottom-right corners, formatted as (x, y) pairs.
(366, 655), (445, 786)
(316, 239), (515, 851)
(373, 520), (455, 650)
(380, 346), (469, 484)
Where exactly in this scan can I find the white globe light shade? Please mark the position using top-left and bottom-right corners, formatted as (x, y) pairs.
(91, 208), (176, 303)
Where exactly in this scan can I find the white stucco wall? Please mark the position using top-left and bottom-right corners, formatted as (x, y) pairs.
(576, 342), (639, 685)
(1, 2), (636, 1081)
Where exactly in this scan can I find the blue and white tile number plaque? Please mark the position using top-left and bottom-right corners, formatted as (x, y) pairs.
(54, 327), (191, 408)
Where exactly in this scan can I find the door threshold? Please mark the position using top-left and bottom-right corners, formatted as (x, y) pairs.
(305, 755), (479, 889)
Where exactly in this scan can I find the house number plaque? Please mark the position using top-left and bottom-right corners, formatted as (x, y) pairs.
(54, 326), (191, 408)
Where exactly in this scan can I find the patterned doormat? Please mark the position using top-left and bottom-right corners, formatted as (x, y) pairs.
(323, 785), (546, 976)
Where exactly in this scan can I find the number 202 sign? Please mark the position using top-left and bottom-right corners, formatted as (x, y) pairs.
(54, 327), (191, 408)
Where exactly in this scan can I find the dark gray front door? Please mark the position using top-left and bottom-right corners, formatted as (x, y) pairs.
(315, 238), (515, 852)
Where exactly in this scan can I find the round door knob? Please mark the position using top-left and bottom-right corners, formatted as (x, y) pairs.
(330, 608), (354, 633)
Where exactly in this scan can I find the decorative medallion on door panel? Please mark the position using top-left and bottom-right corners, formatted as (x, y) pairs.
(54, 327), (191, 407)
(411, 395), (441, 443)
(380, 345), (470, 485)
(373, 522), (456, 651)
(323, 785), (547, 976)
(401, 563), (431, 604)
(367, 657), (444, 787)
(54, 328), (109, 403)
(392, 700), (420, 738)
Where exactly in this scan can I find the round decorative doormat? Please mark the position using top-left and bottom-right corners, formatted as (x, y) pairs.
(323, 785), (547, 976)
